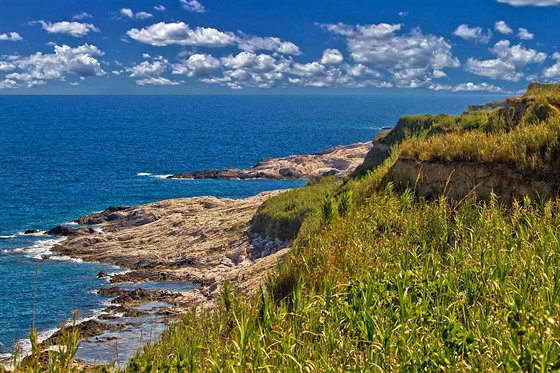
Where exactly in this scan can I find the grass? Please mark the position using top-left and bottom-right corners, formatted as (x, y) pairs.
(251, 176), (342, 241)
(399, 114), (560, 180)
(124, 175), (560, 371)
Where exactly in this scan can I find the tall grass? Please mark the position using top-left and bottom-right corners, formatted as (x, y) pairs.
(399, 115), (560, 180)
(125, 170), (560, 371)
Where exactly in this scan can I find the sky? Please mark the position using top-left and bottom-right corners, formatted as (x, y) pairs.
(0, 0), (559, 94)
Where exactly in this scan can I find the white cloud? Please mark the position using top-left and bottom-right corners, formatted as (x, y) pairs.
(495, 21), (513, 35)
(465, 40), (546, 81)
(0, 79), (18, 89)
(120, 8), (153, 20)
(319, 22), (460, 87)
(136, 77), (182, 85)
(0, 61), (16, 71)
(180, 0), (207, 13)
(172, 53), (221, 76)
(433, 69), (447, 78)
(543, 52), (560, 78)
(465, 58), (523, 81)
(127, 22), (235, 47)
(398, 11), (409, 17)
(36, 21), (99, 37)
(490, 40), (546, 67)
(126, 59), (168, 78)
(1, 44), (105, 87)
(72, 12), (92, 20)
(344, 63), (381, 78)
(453, 24), (492, 43)
(517, 28), (534, 40)
(236, 36), (301, 55)
(496, 0), (559, 6)
(0, 32), (22, 41)
(320, 49), (343, 65)
(430, 82), (504, 92)
(154, 5), (166, 11)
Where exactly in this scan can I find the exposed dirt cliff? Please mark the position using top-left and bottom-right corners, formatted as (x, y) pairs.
(385, 158), (558, 204)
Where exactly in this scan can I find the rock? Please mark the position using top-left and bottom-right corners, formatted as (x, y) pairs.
(24, 229), (40, 234)
(47, 225), (94, 236)
(96, 271), (109, 279)
(168, 142), (373, 180)
(77, 206), (129, 225)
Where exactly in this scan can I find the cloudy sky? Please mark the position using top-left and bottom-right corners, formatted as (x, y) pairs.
(0, 0), (559, 94)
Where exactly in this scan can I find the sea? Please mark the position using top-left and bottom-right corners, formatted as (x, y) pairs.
(0, 93), (504, 363)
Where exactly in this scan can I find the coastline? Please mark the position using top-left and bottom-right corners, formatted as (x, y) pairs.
(4, 140), (373, 367)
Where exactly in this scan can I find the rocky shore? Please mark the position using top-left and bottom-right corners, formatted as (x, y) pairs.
(169, 142), (373, 180)
(34, 141), (373, 364)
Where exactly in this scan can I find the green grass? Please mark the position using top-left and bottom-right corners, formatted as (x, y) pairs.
(251, 176), (342, 241)
(399, 114), (560, 180)
(125, 174), (560, 371)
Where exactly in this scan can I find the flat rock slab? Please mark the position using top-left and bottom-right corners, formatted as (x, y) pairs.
(52, 191), (290, 312)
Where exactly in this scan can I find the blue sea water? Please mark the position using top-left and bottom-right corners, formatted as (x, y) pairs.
(0, 93), (504, 357)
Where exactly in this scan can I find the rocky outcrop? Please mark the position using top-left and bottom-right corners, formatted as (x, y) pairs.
(169, 142), (373, 180)
(52, 191), (292, 312)
(47, 225), (95, 236)
(76, 206), (130, 225)
(386, 158), (558, 204)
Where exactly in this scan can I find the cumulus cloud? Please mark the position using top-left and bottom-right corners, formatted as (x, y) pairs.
(180, 0), (207, 13)
(136, 77), (182, 85)
(319, 22), (459, 87)
(0, 32), (22, 41)
(490, 40), (547, 67)
(126, 58), (168, 78)
(398, 11), (409, 17)
(36, 21), (99, 37)
(127, 22), (235, 47)
(495, 21), (513, 35)
(0, 61), (16, 71)
(465, 58), (523, 81)
(465, 40), (546, 81)
(433, 69), (448, 78)
(72, 12), (92, 20)
(430, 81), (504, 92)
(236, 35), (301, 55)
(0, 44), (105, 88)
(543, 52), (560, 78)
(496, 0), (559, 6)
(453, 24), (492, 43)
(320, 49), (344, 65)
(154, 5), (166, 11)
(0, 79), (18, 88)
(517, 28), (534, 40)
(172, 53), (221, 76)
(120, 8), (153, 20)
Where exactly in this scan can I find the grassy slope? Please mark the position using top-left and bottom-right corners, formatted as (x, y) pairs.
(122, 84), (560, 372)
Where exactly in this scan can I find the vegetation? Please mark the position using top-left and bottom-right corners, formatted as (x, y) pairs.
(126, 174), (560, 371)
(251, 176), (342, 241)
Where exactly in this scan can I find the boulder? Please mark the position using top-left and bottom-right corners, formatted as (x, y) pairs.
(47, 225), (94, 236)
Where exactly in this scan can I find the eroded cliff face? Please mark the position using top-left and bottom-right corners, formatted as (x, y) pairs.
(386, 158), (558, 204)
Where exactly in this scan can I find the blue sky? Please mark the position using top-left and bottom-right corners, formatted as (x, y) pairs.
(0, 0), (558, 94)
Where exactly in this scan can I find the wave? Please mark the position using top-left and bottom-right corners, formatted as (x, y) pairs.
(0, 234), (16, 239)
(6, 237), (65, 259)
(152, 174), (173, 179)
(137, 172), (173, 179)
